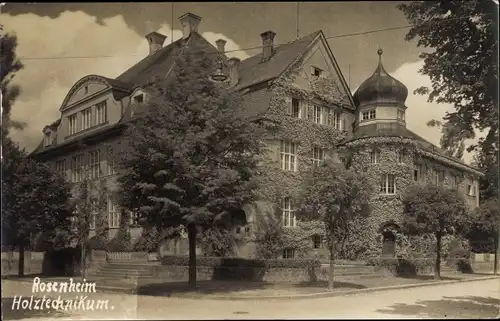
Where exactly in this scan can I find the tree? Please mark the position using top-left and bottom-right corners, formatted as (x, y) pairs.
(399, 1), (499, 203)
(252, 210), (285, 259)
(398, 1), (498, 155)
(402, 184), (469, 280)
(471, 197), (500, 274)
(1, 32), (25, 132)
(71, 170), (109, 280)
(2, 139), (73, 276)
(297, 159), (372, 290)
(426, 119), (474, 160)
(116, 47), (267, 287)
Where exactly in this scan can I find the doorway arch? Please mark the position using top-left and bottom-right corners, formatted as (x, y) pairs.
(379, 222), (400, 258)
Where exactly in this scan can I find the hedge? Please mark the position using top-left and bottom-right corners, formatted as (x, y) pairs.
(160, 255), (321, 268)
(365, 257), (433, 276)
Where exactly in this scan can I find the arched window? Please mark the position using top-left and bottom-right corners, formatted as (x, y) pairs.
(370, 149), (380, 164)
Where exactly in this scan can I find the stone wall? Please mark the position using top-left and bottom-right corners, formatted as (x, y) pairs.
(151, 264), (323, 283)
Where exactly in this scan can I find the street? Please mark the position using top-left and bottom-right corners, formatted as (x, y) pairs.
(2, 278), (499, 320)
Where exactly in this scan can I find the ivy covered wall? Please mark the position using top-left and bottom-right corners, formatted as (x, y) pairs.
(343, 136), (482, 259)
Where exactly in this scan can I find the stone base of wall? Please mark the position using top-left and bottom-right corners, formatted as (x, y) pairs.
(151, 265), (354, 283)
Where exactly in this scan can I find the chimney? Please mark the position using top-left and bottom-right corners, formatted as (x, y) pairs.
(179, 12), (202, 39)
(215, 39), (227, 53)
(260, 30), (276, 62)
(228, 57), (241, 87)
(145, 31), (167, 55)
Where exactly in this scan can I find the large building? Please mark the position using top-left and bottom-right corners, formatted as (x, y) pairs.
(31, 13), (482, 259)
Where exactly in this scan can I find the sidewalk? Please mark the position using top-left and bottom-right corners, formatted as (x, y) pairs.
(3, 272), (499, 301)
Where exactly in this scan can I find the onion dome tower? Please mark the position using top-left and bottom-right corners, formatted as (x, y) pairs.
(353, 49), (409, 131)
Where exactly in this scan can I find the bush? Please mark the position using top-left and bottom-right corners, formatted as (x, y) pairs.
(106, 237), (132, 252)
(87, 236), (107, 251)
(160, 255), (320, 268)
(366, 257), (433, 276)
(42, 247), (80, 276)
(198, 227), (234, 257)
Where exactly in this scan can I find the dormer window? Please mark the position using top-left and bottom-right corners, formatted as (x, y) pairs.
(44, 132), (51, 147)
(311, 66), (323, 78)
(133, 94), (144, 104)
(96, 101), (107, 125)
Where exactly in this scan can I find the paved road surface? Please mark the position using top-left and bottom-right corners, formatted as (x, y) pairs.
(2, 278), (499, 320)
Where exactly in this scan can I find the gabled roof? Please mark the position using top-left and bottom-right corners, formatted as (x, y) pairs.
(32, 30), (344, 157)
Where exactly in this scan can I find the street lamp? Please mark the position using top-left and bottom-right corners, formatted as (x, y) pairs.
(209, 54), (229, 83)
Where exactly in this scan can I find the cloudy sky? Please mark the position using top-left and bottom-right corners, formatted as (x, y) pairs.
(2, 2), (480, 163)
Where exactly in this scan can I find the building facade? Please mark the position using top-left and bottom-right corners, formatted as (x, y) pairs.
(31, 12), (482, 259)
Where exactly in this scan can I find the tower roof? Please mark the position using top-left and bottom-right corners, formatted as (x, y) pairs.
(353, 49), (408, 107)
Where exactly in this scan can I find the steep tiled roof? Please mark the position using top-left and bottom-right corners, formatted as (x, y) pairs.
(234, 31), (321, 90)
(116, 39), (186, 86)
(32, 30), (324, 157)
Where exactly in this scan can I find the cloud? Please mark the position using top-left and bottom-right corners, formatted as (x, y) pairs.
(3, 11), (248, 151)
(391, 60), (483, 164)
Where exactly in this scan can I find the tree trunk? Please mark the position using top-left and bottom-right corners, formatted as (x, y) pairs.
(81, 244), (86, 281)
(494, 233), (499, 275)
(328, 242), (335, 291)
(187, 224), (197, 288)
(18, 242), (25, 277)
(434, 233), (442, 280)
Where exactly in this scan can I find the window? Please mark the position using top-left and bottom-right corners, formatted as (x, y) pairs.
(370, 149), (379, 164)
(331, 111), (341, 130)
(96, 101), (107, 125)
(68, 114), (78, 135)
(81, 107), (93, 131)
(133, 94), (144, 104)
(108, 197), (120, 228)
(312, 234), (322, 249)
(380, 174), (396, 195)
(313, 104), (322, 124)
(107, 147), (116, 175)
(84, 86), (89, 94)
(436, 170), (445, 185)
(450, 174), (458, 188)
(397, 110), (405, 121)
(281, 197), (296, 227)
(467, 183), (476, 197)
(71, 154), (84, 183)
(413, 163), (426, 182)
(361, 110), (376, 120)
(283, 248), (295, 259)
(88, 150), (101, 179)
(129, 211), (139, 226)
(311, 66), (323, 77)
(280, 141), (297, 171)
(397, 149), (406, 163)
(56, 159), (66, 177)
(89, 200), (97, 230)
(311, 147), (325, 166)
(44, 132), (51, 147)
(291, 98), (301, 118)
